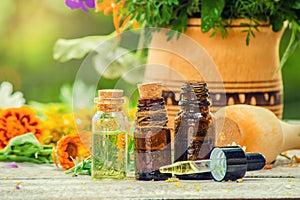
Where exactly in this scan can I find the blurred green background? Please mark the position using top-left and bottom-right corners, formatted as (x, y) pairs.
(0, 0), (299, 119)
(0, 0), (114, 102)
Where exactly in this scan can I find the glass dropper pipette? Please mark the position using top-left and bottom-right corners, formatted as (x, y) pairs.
(159, 146), (266, 181)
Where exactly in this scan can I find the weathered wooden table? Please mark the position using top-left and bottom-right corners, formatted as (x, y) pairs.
(1, 150), (300, 199)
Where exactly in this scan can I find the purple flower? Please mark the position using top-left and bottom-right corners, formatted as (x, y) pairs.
(15, 182), (22, 190)
(1, 162), (19, 168)
(65, 0), (95, 12)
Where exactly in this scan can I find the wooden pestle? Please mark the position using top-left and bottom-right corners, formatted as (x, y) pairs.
(214, 104), (300, 163)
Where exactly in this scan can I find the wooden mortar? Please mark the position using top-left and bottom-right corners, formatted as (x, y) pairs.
(214, 104), (300, 163)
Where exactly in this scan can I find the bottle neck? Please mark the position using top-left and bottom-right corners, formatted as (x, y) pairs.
(180, 102), (200, 112)
(179, 82), (211, 117)
(97, 103), (123, 113)
(135, 97), (168, 128)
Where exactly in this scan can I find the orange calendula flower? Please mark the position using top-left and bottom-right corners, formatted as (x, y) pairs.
(54, 134), (91, 170)
(0, 106), (44, 149)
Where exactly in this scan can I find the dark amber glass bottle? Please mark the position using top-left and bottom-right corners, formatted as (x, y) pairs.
(174, 82), (215, 180)
(134, 86), (172, 180)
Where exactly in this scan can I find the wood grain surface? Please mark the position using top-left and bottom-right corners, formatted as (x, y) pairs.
(0, 150), (299, 199)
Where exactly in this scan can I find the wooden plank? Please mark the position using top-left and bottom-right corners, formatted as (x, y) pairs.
(0, 150), (299, 199)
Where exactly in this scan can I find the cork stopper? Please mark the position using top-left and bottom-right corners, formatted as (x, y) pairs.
(98, 89), (123, 99)
(137, 82), (162, 99)
(96, 89), (125, 105)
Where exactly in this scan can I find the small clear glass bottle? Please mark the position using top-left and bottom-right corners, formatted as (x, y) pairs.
(92, 89), (128, 180)
(174, 82), (215, 180)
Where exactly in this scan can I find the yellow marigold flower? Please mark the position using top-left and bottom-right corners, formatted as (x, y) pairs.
(54, 134), (91, 170)
(0, 106), (44, 149)
(39, 104), (78, 146)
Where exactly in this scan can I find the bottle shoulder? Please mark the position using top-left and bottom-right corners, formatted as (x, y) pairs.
(92, 110), (128, 131)
(92, 111), (128, 124)
(175, 109), (214, 121)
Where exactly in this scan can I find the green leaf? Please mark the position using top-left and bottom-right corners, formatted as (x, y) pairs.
(270, 14), (284, 32)
(53, 34), (115, 63)
(93, 44), (143, 80)
(65, 156), (92, 176)
(201, 0), (225, 33)
(59, 84), (73, 104)
(275, 25), (300, 75)
(292, 1), (300, 9)
(0, 133), (53, 163)
(166, 30), (176, 41)
(0, 155), (44, 163)
(161, 6), (171, 22)
(246, 32), (250, 46)
(284, 0), (300, 9)
(0, 133), (41, 155)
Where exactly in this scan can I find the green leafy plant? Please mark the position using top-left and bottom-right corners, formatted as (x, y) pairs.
(0, 133), (53, 164)
(120, 0), (300, 69)
(62, 0), (300, 71)
(65, 156), (92, 177)
(62, 0), (300, 70)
